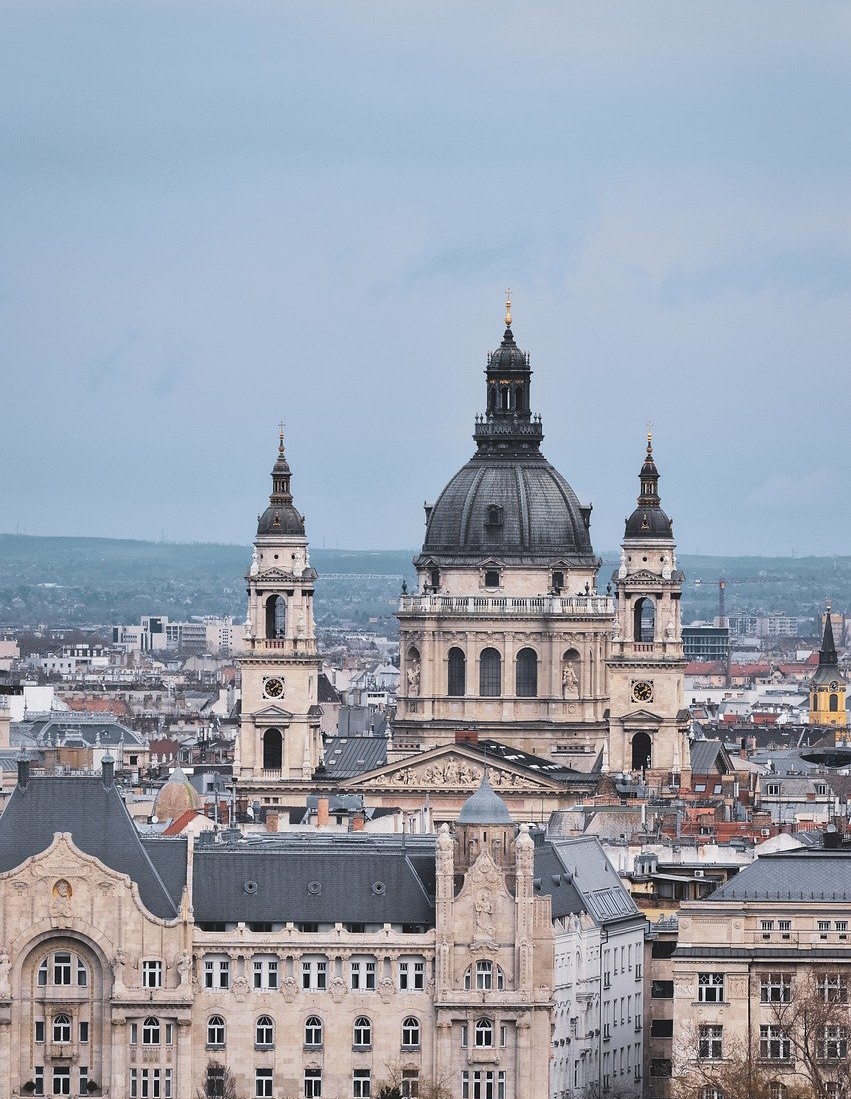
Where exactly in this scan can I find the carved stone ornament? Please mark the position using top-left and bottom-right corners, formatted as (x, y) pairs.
(232, 974), (249, 1003)
(282, 975), (298, 1003)
(378, 976), (394, 1005)
(330, 975), (346, 1004)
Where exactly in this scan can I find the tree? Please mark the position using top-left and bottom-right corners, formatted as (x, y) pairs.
(196, 1061), (244, 1099)
(374, 1061), (453, 1099)
(674, 968), (851, 1099)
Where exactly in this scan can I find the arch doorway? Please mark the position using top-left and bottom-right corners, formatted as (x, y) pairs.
(631, 731), (652, 772)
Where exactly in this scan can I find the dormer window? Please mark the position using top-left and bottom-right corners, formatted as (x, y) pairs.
(484, 569), (500, 589)
(552, 570), (564, 594)
(485, 504), (503, 527)
(430, 568), (440, 590)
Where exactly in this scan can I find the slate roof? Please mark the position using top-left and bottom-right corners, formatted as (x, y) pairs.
(0, 776), (184, 919)
(191, 833), (436, 925)
(690, 739), (733, 775)
(709, 851), (851, 902)
(319, 736), (388, 779)
(13, 713), (145, 749)
(535, 835), (640, 925)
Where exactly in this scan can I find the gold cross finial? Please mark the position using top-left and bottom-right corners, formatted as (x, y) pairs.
(505, 288), (512, 328)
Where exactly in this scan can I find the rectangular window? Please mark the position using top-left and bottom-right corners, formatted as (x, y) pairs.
(350, 959), (377, 991)
(698, 972), (725, 1002)
(760, 1025), (791, 1061)
(778, 920), (791, 932)
(760, 972), (792, 1004)
(79, 1021), (89, 1043)
(255, 1068), (273, 1099)
(302, 958), (328, 991)
(52, 1068), (71, 1096)
(819, 973), (848, 1003)
(761, 920), (774, 932)
(819, 921), (831, 933)
(820, 1026), (848, 1061)
(699, 1025), (723, 1060)
(838, 921), (848, 932)
(204, 957), (230, 990)
(651, 1020), (674, 1038)
(400, 1070), (419, 1098)
(652, 979), (674, 998)
(353, 1068), (371, 1098)
(164, 1069), (173, 1099)
(305, 1068), (322, 1098)
(142, 960), (163, 989)
(54, 953), (72, 985)
(462, 1071), (503, 1099)
(253, 958), (279, 990)
(79, 1067), (89, 1094)
(650, 1060), (672, 1078)
(34, 1067), (44, 1097)
(34, 1020), (44, 1043)
(399, 959), (426, 990)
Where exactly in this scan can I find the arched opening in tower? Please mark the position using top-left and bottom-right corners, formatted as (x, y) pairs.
(631, 731), (652, 772)
(265, 596), (287, 639)
(263, 728), (283, 769)
(633, 597), (655, 642)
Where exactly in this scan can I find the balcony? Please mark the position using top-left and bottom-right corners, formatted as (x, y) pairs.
(399, 594), (614, 618)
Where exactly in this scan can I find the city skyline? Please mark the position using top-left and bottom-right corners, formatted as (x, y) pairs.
(2, 2), (850, 556)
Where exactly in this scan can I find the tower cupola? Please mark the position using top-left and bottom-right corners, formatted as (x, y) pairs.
(624, 431), (673, 540)
(256, 427), (305, 537)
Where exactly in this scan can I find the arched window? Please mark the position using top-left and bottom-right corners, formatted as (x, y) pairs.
(480, 648), (502, 697)
(265, 594), (286, 639)
(142, 1017), (160, 1045)
(207, 1016), (226, 1047)
(305, 1016), (323, 1047)
(256, 1015), (274, 1047)
(475, 1018), (494, 1047)
(402, 1017), (420, 1048)
(634, 597), (656, 642)
(37, 959), (48, 987)
(487, 384), (497, 413)
(53, 1014), (72, 1044)
(464, 961), (506, 991)
(448, 648), (466, 696)
(262, 728), (283, 770)
(516, 648), (538, 697)
(631, 732), (652, 772)
(514, 384), (525, 411)
(353, 1016), (372, 1047)
(830, 694), (839, 712)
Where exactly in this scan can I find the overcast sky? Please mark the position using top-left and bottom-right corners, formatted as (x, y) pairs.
(2, 1), (850, 556)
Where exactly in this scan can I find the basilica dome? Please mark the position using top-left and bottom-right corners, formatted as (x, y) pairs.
(417, 312), (597, 568)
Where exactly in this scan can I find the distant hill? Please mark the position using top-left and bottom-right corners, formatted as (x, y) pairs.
(0, 533), (846, 633)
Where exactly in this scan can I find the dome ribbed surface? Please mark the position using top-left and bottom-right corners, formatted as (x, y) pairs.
(623, 506), (673, 539)
(421, 457), (595, 565)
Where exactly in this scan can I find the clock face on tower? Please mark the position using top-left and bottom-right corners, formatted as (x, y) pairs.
(632, 681), (654, 703)
(830, 681), (839, 691)
(263, 676), (285, 699)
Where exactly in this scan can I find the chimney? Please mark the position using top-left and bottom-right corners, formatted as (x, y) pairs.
(17, 755), (30, 789)
(351, 811), (365, 832)
(455, 729), (478, 745)
(101, 753), (115, 787)
(265, 810), (279, 833)
(316, 797), (330, 828)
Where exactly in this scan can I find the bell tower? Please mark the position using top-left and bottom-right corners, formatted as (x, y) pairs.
(607, 433), (690, 786)
(809, 603), (847, 738)
(237, 429), (321, 784)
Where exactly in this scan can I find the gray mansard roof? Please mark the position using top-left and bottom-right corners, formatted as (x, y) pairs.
(535, 835), (640, 925)
(709, 850), (851, 902)
(0, 776), (185, 919)
(192, 833), (437, 925)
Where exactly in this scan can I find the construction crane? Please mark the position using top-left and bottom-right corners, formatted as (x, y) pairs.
(693, 575), (786, 626)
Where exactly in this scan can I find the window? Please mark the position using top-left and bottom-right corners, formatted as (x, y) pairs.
(305, 1016), (323, 1047)
(820, 1026), (848, 1060)
(353, 1068), (371, 1098)
(760, 1025), (791, 1061)
(402, 1016), (420, 1048)
(53, 1014), (72, 1043)
(652, 980), (674, 998)
(475, 1018), (494, 1048)
(255, 1068), (273, 1099)
(515, 647), (538, 697)
(819, 973), (848, 1003)
(142, 960), (163, 989)
(52, 1068), (71, 1096)
(304, 1068), (322, 1098)
(448, 648), (466, 696)
(204, 1064), (226, 1099)
(479, 648), (502, 696)
(698, 973), (725, 1003)
(37, 959), (48, 987)
(399, 958), (425, 990)
(253, 957), (279, 991)
(761, 920), (774, 932)
(35, 1020), (45, 1043)
(79, 1067), (89, 1095)
(778, 920), (791, 932)
(651, 1020), (674, 1038)
(484, 569), (500, 589)
(79, 1021), (89, 1043)
(301, 957), (328, 991)
(461, 1070), (506, 1099)
(207, 1016), (226, 1047)
(77, 958), (88, 987)
(142, 1017), (160, 1045)
(699, 1025), (723, 1060)
(256, 1015), (274, 1047)
(204, 957), (230, 990)
(819, 921), (831, 933)
(54, 953), (72, 985)
(350, 958), (376, 991)
(130, 1067), (167, 1098)
(766, 784), (780, 796)
(650, 1060), (673, 1078)
(353, 1016), (372, 1048)
(760, 973), (792, 1003)
(463, 961), (504, 991)
(837, 921), (848, 932)
(400, 1070), (419, 1098)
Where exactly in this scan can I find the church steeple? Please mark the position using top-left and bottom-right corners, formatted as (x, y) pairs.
(819, 602), (839, 666)
(473, 294), (543, 455)
(257, 426), (305, 538)
(624, 430), (673, 540)
(810, 602), (847, 732)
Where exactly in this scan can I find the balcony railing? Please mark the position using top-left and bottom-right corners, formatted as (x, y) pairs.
(399, 594), (614, 617)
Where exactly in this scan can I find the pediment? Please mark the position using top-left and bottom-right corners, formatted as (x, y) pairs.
(257, 567), (296, 581)
(342, 743), (564, 793)
(620, 708), (663, 726)
(251, 705), (293, 722)
(625, 569), (661, 583)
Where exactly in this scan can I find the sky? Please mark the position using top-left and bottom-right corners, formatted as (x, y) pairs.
(2, 1), (850, 556)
